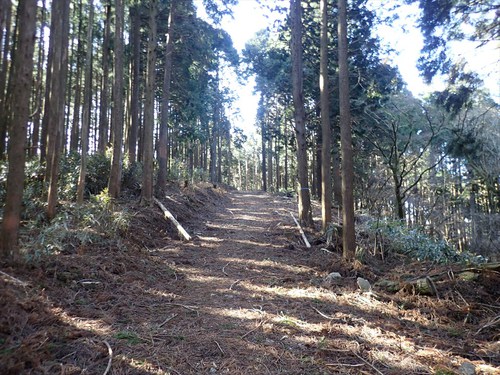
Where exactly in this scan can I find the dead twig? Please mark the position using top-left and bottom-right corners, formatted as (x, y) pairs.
(312, 306), (335, 320)
(241, 319), (268, 339)
(325, 363), (365, 367)
(214, 340), (225, 355)
(166, 367), (182, 375)
(159, 313), (178, 328)
(229, 279), (242, 290)
(475, 314), (500, 335)
(222, 262), (229, 277)
(350, 350), (384, 375)
(164, 302), (198, 312)
(103, 340), (113, 375)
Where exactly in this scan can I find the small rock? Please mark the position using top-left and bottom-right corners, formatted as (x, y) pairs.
(357, 277), (372, 292)
(458, 362), (476, 375)
(325, 272), (342, 280)
(323, 272), (342, 287)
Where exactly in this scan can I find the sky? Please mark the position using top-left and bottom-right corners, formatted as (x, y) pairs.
(195, 0), (499, 136)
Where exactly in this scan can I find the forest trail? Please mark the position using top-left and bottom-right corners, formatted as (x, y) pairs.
(1, 189), (499, 374)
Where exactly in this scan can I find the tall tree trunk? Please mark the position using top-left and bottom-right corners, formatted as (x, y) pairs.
(141, 0), (157, 203)
(76, 0), (93, 203)
(314, 130), (321, 198)
(392, 167), (405, 220)
(284, 119), (289, 190)
(261, 115), (267, 191)
(320, 0), (332, 231)
(157, 0), (177, 194)
(217, 132), (222, 183)
(332, 134), (342, 207)
(128, 4), (140, 164)
(70, 0), (84, 153)
(108, 0), (125, 198)
(45, 0), (70, 220)
(30, 0), (46, 157)
(98, 3), (112, 154)
(290, 0), (313, 227)
(338, 0), (355, 259)
(0, 0), (37, 261)
(0, 1), (12, 158)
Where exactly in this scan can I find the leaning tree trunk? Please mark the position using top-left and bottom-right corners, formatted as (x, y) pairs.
(0, 0), (37, 261)
(290, 0), (313, 227)
(108, 0), (125, 198)
(338, 0), (356, 259)
(320, 0), (332, 231)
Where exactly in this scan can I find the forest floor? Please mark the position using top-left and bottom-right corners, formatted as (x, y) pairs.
(1, 184), (499, 374)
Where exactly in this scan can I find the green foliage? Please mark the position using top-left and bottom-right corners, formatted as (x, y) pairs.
(86, 153), (111, 195)
(21, 190), (130, 262)
(122, 161), (143, 192)
(57, 152), (112, 199)
(58, 152), (80, 200)
(365, 218), (484, 264)
(114, 331), (143, 345)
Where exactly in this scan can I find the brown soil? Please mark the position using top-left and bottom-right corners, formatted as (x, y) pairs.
(1, 186), (499, 374)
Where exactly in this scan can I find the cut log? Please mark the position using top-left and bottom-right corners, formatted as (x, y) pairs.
(290, 212), (311, 248)
(154, 197), (191, 241)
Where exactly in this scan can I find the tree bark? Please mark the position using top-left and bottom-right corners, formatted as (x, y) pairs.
(0, 0), (37, 261)
(76, 0), (94, 203)
(320, 0), (332, 231)
(108, 0), (125, 198)
(69, 0), (84, 153)
(98, 3), (112, 154)
(0, 2), (12, 159)
(290, 0), (313, 227)
(157, 0), (178, 194)
(261, 110), (267, 191)
(45, 0), (70, 220)
(128, 4), (140, 164)
(141, 0), (157, 204)
(338, 0), (356, 259)
(29, 0), (45, 157)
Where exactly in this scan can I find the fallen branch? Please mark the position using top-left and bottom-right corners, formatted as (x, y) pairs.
(222, 262), (229, 277)
(102, 340), (113, 375)
(214, 340), (225, 355)
(475, 314), (500, 335)
(229, 279), (242, 290)
(0, 270), (28, 286)
(290, 212), (311, 248)
(325, 363), (364, 367)
(350, 350), (384, 375)
(154, 197), (191, 241)
(159, 313), (178, 328)
(312, 306), (335, 320)
(164, 302), (198, 312)
(241, 319), (268, 339)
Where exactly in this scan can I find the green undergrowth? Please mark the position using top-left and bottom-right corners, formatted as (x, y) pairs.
(21, 190), (130, 262)
(359, 218), (486, 264)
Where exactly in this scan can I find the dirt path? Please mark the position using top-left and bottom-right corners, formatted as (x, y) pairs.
(2, 190), (499, 374)
(113, 190), (487, 375)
